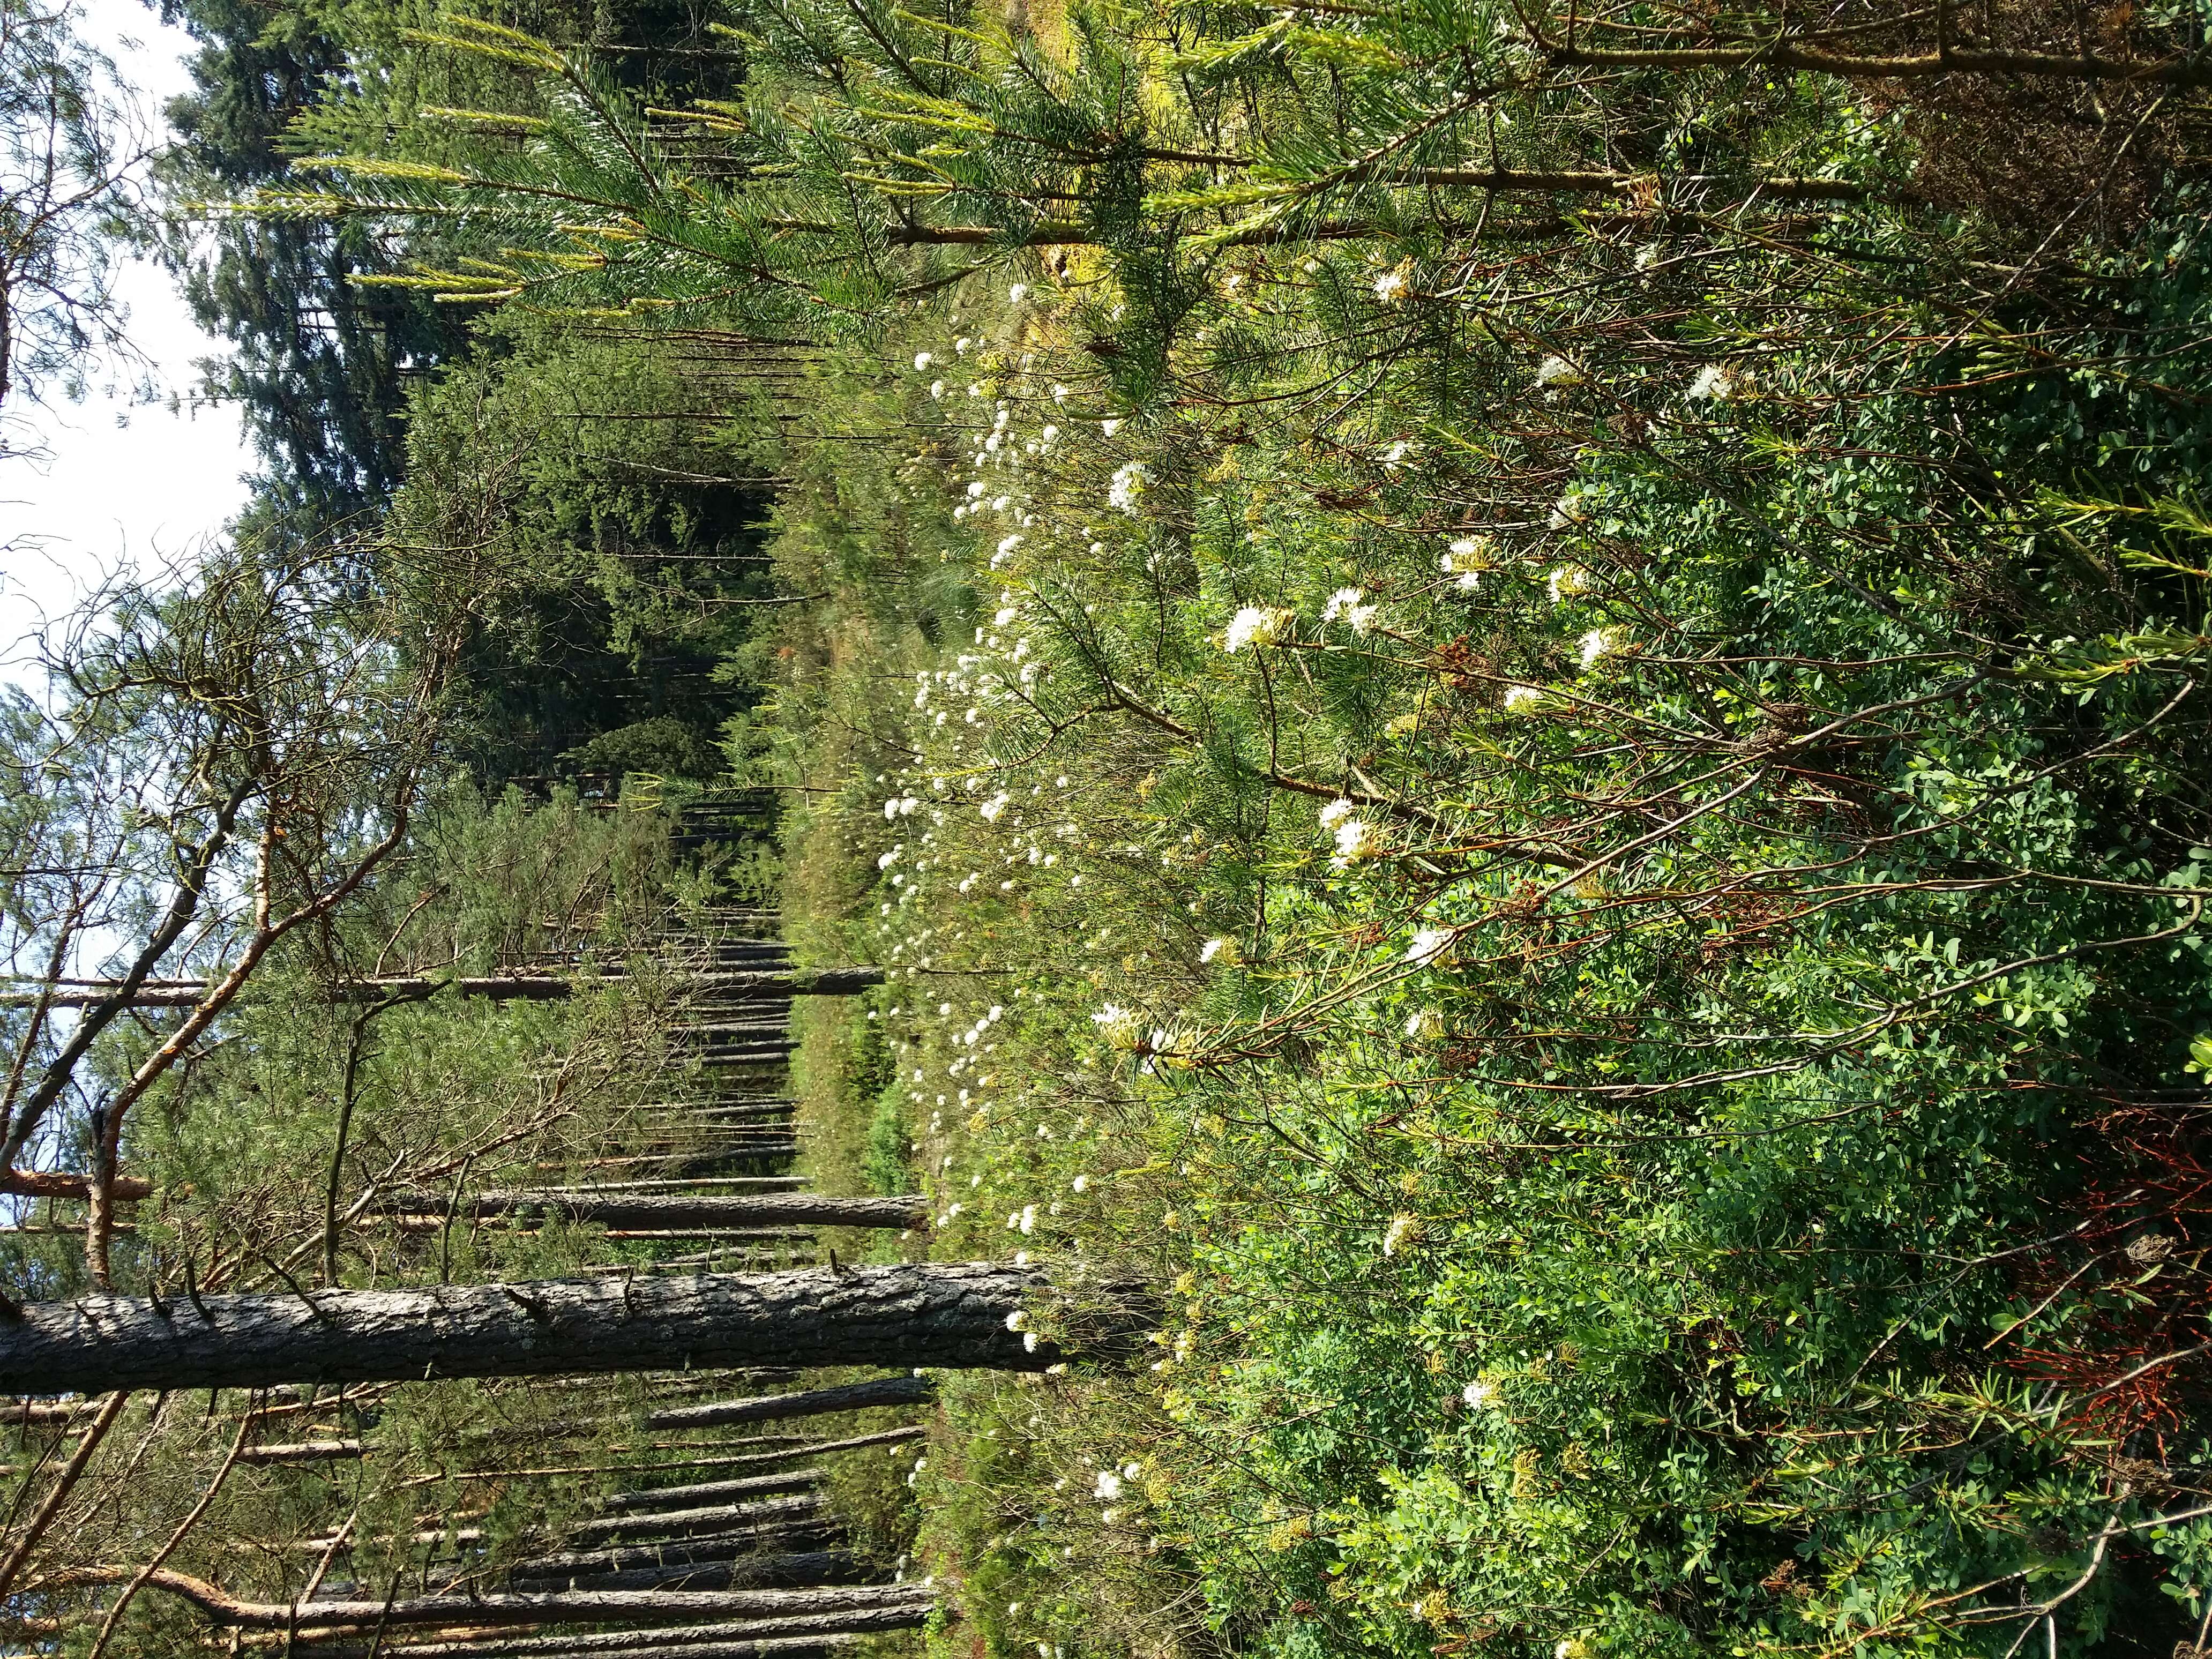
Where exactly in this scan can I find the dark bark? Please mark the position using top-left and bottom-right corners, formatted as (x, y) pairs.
(0, 1171), (152, 1201)
(647, 1374), (936, 1430)
(3, 967), (881, 1008)
(0, 1265), (1055, 1394)
(377, 1194), (924, 1231)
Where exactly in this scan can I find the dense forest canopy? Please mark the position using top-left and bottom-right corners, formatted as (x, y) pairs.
(1, 0), (2210, 1654)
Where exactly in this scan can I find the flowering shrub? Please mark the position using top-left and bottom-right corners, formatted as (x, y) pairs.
(743, 123), (2212, 1659)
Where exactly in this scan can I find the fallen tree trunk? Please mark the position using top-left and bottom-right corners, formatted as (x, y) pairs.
(295, 1617), (888, 1657)
(600, 1470), (820, 1512)
(648, 1374), (935, 1430)
(1, 968), (883, 1008)
(0, 1265), (1058, 1394)
(510, 1546), (854, 1591)
(376, 1194), (926, 1232)
(569, 1495), (822, 1546)
(237, 1440), (364, 1464)
(38, 1568), (932, 1633)
(0, 1170), (152, 1202)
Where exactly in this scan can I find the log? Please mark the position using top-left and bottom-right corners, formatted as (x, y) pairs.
(377, 1195), (925, 1232)
(0, 968), (878, 1008)
(40, 1568), (932, 1633)
(600, 1470), (821, 1512)
(648, 1374), (936, 1430)
(0, 1171), (152, 1202)
(237, 1440), (364, 1463)
(567, 1495), (822, 1546)
(0, 1265), (1060, 1395)
(298, 1621), (874, 1657)
(510, 1546), (852, 1590)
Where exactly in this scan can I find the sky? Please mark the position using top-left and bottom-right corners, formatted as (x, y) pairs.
(0, 0), (256, 683)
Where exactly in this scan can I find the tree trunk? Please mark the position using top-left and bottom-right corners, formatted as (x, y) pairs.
(377, 1194), (924, 1231)
(570, 1495), (823, 1545)
(510, 1546), (855, 1591)
(42, 1568), (931, 1633)
(236, 1440), (363, 1463)
(0, 1265), (1060, 1395)
(0, 1171), (152, 1202)
(1, 968), (881, 1008)
(647, 1374), (935, 1430)
(600, 1470), (820, 1512)
(296, 1619), (885, 1658)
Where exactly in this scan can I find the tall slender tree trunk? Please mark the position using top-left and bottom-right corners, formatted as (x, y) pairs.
(647, 1374), (936, 1430)
(39, 1568), (932, 1633)
(294, 1620), (887, 1658)
(0, 1265), (1121, 1394)
(375, 1194), (924, 1231)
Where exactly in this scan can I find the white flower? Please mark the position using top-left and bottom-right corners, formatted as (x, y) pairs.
(1318, 796), (1358, 831)
(929, 380), (946, 400)
(1198, 937), (1237, 965)
(1578, 626), (1622, 669)
(1501, 683), (1549, 713)
(1380, 439), (1413, 469)
(1019, 1204), (1037, 1235)
(877, 846), (903, 870)
(1440, 536), (1495, 592)
(1093, 1469), (1124, 1500)
(1548, 492), (1588, 530)
(1405, 926), (1454, 965)
(1090, 1006), (1144, 1050)
(1463, 1379), (1495, 1409)
(1686, 363), (1736, 401)
(1404, 1008), (1442, 1039)
(1005, 1309), (1029, 1332)
(1108, 460), (1150, 514)
(1071, 1173), (1092, 1193)
(1052, 383), (1070, 403)
(955, 336), (973, 355)
(1535, 354), (1584, 387)
(1372, 267), (1408, 304)
(1101, 417), (1124, 437)
(995, 604), (1020, 625)
(1320, 587), (1380, 635)
(914, 352), (933, 370)
(1223, 605), (1293, 653)
(1040, 424), (1058, 443)
(1329, 816), (1379, 869)
(1009, 283), (1029, 304)
(980, 791), (1012, 823)
(1381, 1213), (1422, 1257)
(1546, 564), (1593, 604)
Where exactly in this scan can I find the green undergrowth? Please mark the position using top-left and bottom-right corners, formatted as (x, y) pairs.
(751, 216), (2212, 1654)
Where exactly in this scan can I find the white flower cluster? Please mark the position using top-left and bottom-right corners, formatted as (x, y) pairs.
(1108, 459), (1150, 514)
(1440, 536), (1493, 592)
(1223, 605), (1294, 653)
(1321, 587), (1378, 634)
(1318, 796), (1380, 870)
